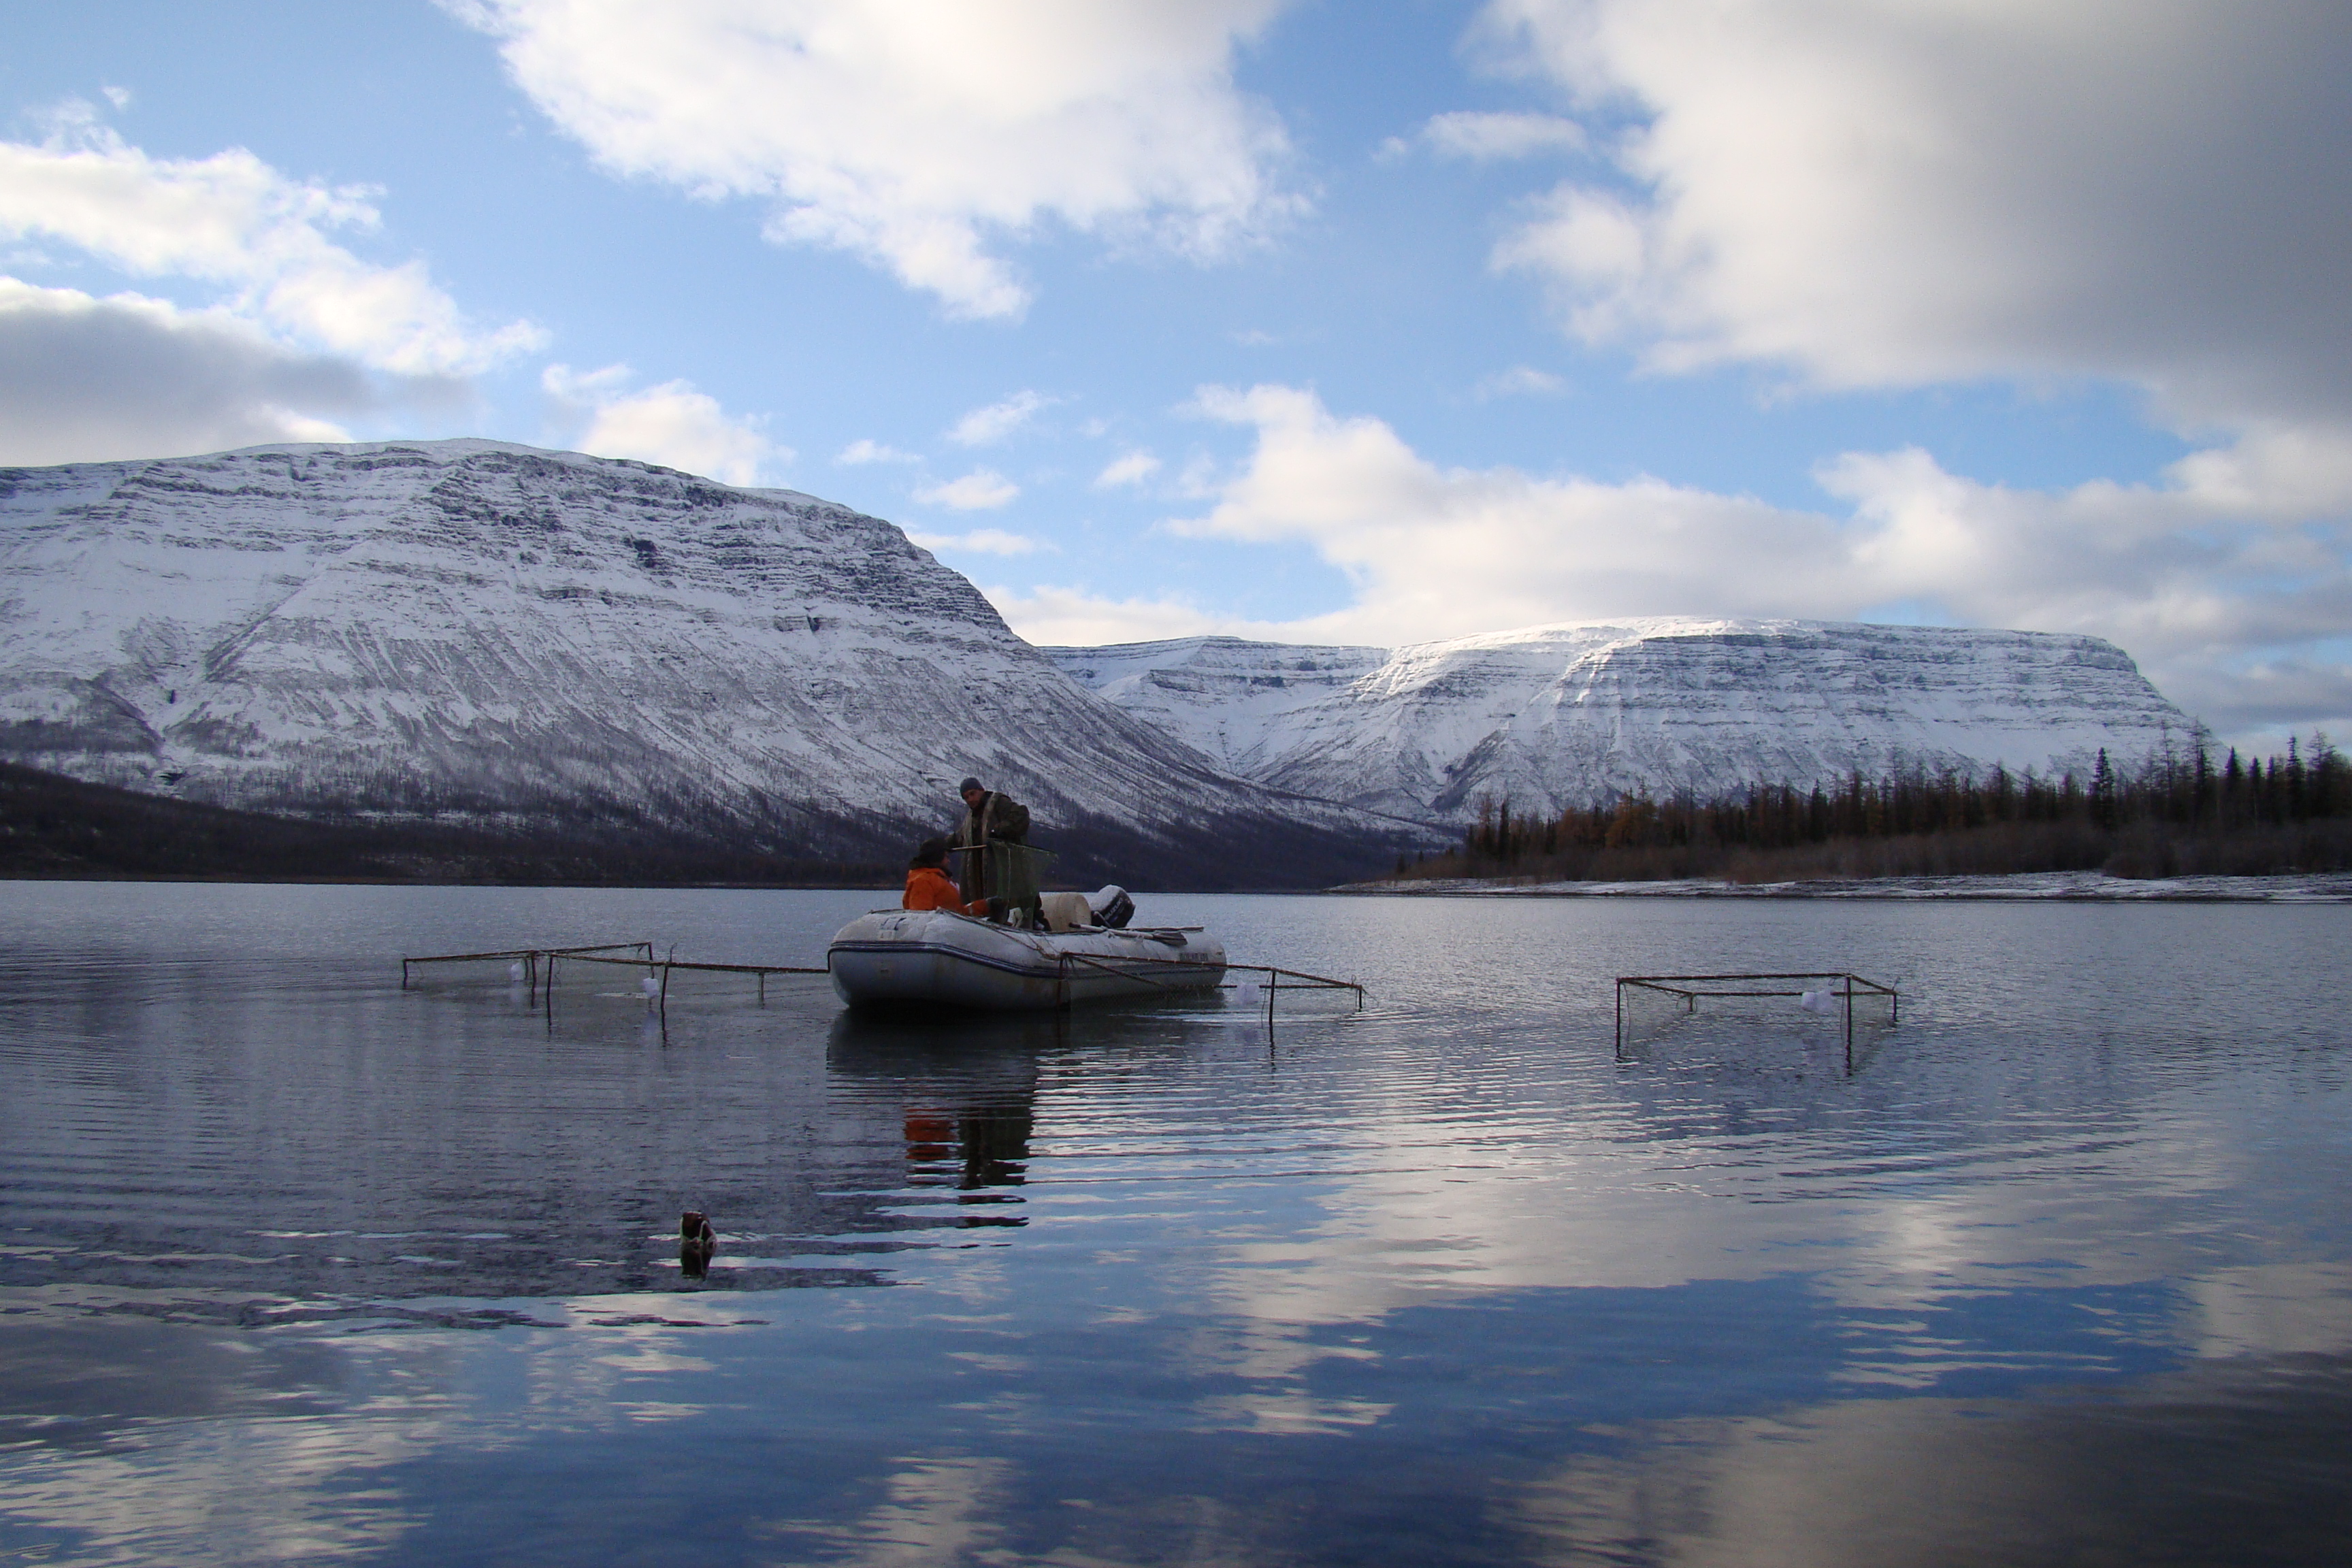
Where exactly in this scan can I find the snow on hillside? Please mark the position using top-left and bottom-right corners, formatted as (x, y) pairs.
(1042, 637), (1387, 776)
(1047, 619), (2195, 822)
(0, 440), (1415, 883)
(2, 439), (2195, 880)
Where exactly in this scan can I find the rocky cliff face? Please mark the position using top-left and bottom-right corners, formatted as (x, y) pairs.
(0, 441), (1414, 885)
(1046, 619), (2196, 822)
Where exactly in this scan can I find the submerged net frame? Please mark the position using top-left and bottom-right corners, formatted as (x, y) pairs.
(551, 950), (830, 1019)
(1615, 971), (1899, 1071)
(400, 941), (653, 996)
(401, 941), (828, 1026)
(403, 931), (1363, 1036)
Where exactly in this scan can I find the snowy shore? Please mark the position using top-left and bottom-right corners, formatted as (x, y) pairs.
(1332, 870), (2352, 902)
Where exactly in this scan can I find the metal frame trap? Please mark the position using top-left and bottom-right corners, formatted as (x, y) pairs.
(402, 941), (828, 1024)
(400, 940), (1358, 1030)
(1615, 971), (1899, 1072)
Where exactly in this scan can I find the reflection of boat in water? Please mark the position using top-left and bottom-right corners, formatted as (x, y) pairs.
(826, 1011), (1042, 1223)
(827, 909), (1227, 1011)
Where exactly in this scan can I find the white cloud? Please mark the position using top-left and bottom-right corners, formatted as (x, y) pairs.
(452, 0), (1303, 319)
(1154, 384), (2352, 740)
(0, 106), (542, 376)
(983, 583), (1237, 647)
(836, 438), (919, 465)
(906, 527), (1046, 557)
(913, 468), (1020, 510)
(1175, 451), (1225, 499)
(1428, 1), (2352, 739)
(542, 362), (786, 486)
(2165, 423), (2352, 521)
(1476, 0), (2352, 430)
(1094, 449), (1161, 488)
(1474, 365), (1565, 399)
(947, 390), (1047, 446)
(1414, 110), (1586, 161)
(1177, 383), (1841, 641)
(0, 280), (374, 464)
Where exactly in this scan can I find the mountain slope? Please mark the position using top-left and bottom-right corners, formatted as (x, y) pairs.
(1043, 637), (1389, 777)
(0, 440), (1417, 887)
(1047, 619), (2195, 821)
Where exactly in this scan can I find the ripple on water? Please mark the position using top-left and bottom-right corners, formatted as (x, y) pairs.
(3, 885), (2351, 1563)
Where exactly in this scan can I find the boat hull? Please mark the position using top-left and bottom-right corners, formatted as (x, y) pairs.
(828, 911), (1226, 1011)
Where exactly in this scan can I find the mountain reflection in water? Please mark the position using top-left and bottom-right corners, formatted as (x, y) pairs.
(1, 881), (2349, 1565)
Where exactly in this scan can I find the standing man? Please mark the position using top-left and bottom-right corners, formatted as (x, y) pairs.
(951, 776), (1036, 923)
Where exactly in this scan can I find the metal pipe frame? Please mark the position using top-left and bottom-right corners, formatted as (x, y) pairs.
(1614, 970), (1899, 1067)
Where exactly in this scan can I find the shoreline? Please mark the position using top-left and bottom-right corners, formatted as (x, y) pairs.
(9, 870), (2350, 902)
(1329, 870), (2352, 902)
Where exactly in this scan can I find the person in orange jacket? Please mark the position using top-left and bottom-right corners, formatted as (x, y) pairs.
(903, 838), (994, 916)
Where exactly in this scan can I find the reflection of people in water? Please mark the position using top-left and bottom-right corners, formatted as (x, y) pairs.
(903, 837), (994, 917)
(826, 1010), (1045, 1227)
(904, 1105), (1033, 1203)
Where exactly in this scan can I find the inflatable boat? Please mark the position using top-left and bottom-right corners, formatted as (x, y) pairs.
(827, 909), (1227, 1011)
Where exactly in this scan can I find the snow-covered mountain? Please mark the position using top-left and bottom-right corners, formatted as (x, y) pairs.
(1045, 637), (1390, 777)
(1045, 620), (2195, 821)
(0, 440), (1417, 885)
(3, 439), (2198, 879)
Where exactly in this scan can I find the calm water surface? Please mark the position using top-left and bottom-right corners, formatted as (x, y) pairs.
(2, 881), (2349, 1565)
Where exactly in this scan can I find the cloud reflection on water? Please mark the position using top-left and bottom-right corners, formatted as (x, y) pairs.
(4, 887), (2351, 1563)
(1512, 1352), (2352, 1568)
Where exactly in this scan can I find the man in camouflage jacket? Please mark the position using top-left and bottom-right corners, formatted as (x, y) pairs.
(951, 777), (1036, 919)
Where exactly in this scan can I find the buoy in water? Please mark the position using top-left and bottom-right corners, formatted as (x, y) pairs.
(642, 975), (662, 1000)
(679, 1210), (716, 1278)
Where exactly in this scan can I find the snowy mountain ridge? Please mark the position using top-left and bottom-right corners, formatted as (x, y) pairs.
(1045, 619), (2195, 823)
(0, 440), (1416, 885)
(2, 437), (2195, 877)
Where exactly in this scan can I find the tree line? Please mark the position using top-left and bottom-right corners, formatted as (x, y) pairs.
(1399, 732), (2352, 884)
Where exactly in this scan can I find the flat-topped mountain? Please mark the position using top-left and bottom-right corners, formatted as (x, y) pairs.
(1045, 620), (2195, 822)
(0, 440), (1414, 886)
(3, 439), (2200, 881)
(1043, 637), (1390, 778)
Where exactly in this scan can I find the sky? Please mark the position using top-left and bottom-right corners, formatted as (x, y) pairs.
(2, 0), (2347, 752)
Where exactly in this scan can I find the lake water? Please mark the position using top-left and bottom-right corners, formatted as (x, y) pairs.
(3, 881), (2349, 1566)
